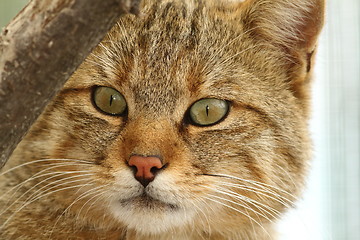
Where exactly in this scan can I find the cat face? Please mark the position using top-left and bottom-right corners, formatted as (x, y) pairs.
(7, 0), (324, 237)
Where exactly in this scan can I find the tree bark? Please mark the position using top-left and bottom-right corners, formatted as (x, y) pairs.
(0, 0), (141, 169)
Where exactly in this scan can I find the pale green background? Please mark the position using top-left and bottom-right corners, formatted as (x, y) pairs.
(1, 1), (359, 240)
(0, 0), (28, 28)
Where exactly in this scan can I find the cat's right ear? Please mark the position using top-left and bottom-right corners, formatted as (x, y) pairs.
(240, 0), (325, 52)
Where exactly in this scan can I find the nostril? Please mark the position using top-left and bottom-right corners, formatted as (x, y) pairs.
(129, 165), (137, 174)
(150, 163), (168, 175)
(150, 166), (159, 175)
(128, 155), (165, 187)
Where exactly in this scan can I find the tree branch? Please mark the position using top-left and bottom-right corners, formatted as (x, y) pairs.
(0, 0), (141, 168)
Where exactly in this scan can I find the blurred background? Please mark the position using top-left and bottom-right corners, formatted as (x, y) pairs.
(1, 1), (359, 239)
(278, 0), (360, 239)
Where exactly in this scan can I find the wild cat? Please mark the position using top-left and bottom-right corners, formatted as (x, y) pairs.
(0, 0), (324, 239)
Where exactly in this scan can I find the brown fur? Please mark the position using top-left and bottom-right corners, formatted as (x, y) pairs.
(0, 0), (325, 239)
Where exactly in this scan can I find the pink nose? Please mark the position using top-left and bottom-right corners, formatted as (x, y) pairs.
(128, 155), (163, 187)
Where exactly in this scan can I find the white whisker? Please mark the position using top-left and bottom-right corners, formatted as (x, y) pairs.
(75, 187), (110, 222)
(0, 158), (93, 177)
(216, 186), (281, 220)
(218, 181), (293, 208)
(26, 173), (94, 203)
(84, 189), (110, 216)
(0, 172), (94, 218)
(50, 181), (102, 236)
(190, 197), (212, 237)
(206, 173), (296, 199)
(1, 162), (95, 202)
(206, 192), (272, 223)
(0, 183), (94, 231)
(0, 169), (93, 215)
(203, 195), (272, 239)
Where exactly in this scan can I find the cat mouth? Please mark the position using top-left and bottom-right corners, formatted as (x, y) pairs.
(119, 193), (179, 211)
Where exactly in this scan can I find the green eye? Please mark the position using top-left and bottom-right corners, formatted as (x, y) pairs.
(189, 98), (229, 126)
(93, 86), (127, 115)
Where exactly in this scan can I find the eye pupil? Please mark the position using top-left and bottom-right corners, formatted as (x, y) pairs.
(206, 105), (209, 116)
(109, 95), (114, 106)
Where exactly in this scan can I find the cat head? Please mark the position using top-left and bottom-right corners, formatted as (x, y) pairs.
(19, 0), (325, 236)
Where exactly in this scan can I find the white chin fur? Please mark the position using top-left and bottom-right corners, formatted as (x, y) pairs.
(109, 201), (194, 234)
(108, 171), (195, 235)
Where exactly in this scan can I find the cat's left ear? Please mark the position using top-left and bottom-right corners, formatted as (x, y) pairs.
(241, 0), (325, 50)
(240, 0), (325, 96)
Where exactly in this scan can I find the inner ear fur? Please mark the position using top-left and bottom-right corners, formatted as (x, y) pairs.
(240, 0), (325, 99)
(241, 0), (325, 50)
